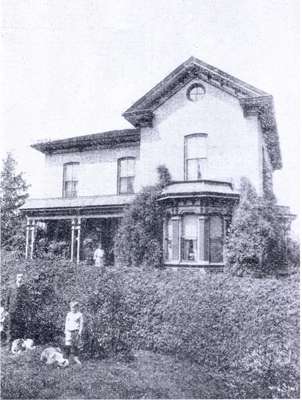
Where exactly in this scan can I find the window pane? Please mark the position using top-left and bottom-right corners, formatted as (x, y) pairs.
(187, 159), (206, 180)
(64, 164), (73, 180)
(64, 181), (77, 198)
(127, 159), (135, 176)
(186, 135), (207, 159)
(64, 163), (78, 181)
(120, 177), (128, 193)
(209, 216), (223, 263)
(165, 219), (173, 261)
(120, 158), (135, 178)
(181, 215), (197, 261)
(172, 219), (180, 260)
(182, 215), (197, 238)
(210, 216), (223, 238)
(119, 159), (127, 177)
(182, 239), (197, 261)
(127, 177), (134, 194)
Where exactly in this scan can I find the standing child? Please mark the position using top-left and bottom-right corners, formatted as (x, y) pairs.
(65, 301), (83, 365)
(93, 243), (104, 267)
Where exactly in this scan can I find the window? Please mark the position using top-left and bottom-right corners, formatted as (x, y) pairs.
(181, 215), (198, 261)
(185, 134), (207, 180)
(63, 162), (79, 198)
(118, 157), (135, 194)
(209, 216), (224, 263)
(186, 83), (206, 102)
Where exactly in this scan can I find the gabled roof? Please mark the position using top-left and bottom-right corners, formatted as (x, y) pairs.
(32, 129), (140, 155)
(123, 56), (282, 170)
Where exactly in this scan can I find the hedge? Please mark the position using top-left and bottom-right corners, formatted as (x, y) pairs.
(1, 253), (299, 398)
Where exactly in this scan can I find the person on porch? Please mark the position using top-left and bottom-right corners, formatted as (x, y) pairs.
(93, 243), (104, 267)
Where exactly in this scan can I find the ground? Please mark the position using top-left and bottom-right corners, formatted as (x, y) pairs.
(1, 345), (228, 399)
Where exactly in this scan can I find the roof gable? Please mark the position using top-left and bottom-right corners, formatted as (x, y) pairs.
(122, 56), (282, 170)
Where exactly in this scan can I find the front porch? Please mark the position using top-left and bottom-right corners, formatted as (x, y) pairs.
(21, 194), (134, 264)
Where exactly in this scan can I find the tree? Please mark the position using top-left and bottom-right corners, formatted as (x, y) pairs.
(225, 177), (289, 276)
(0, 153), (29, 251)
(114, 165), (171, 268)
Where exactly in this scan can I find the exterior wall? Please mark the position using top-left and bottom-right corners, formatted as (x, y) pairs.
(136, 79), (264, 194)
(42, 146), (140, 198)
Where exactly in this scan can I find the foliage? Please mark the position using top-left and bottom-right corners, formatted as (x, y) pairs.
(1, 251), (299, 398)
(225, 177), (292, 276)
(114, 165), (171, 268)
(0, 153), (29, 252)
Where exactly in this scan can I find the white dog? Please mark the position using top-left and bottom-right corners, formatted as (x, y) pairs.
(40, 347), (69, 368)
(11, 338), (36, 354)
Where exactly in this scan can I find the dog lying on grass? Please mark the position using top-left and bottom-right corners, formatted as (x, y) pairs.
(11, 339), (36, 354)
(40, 347), (69, 368)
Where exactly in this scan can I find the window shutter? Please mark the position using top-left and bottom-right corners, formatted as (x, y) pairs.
(171, 218), (180, 261)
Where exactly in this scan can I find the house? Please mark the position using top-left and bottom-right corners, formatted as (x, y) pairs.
(21, 56), (283, 268)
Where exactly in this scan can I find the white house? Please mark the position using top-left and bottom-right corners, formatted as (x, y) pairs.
(21, 57), (283, 267)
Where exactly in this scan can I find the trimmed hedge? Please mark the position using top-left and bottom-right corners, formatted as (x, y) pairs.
(1, 253), (299, 398)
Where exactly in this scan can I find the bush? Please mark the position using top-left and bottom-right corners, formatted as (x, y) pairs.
(225, 177), (292, 276)
(114, 165), (171, 269)
(2, 253), (299, 398)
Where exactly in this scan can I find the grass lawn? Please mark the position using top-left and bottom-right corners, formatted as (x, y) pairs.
(1, 345), (229, 399)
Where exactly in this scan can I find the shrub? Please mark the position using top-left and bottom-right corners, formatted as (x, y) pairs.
(225, 177), (292, 276)
(114, 165), (171, 268)
(2, 252), (299, 398)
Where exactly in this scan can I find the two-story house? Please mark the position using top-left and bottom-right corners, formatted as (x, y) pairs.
(21, 56), (282, 267)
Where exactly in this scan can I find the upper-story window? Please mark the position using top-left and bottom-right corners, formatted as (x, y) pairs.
(63, 162), (79, 198)
(185, 134), (207, 180)
(118, 157), (135, 194)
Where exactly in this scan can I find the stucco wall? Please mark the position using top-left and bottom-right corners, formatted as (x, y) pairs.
(41, 79), (266, 198)
(136, 79), (264, 194)
(42, 146), (140, 197)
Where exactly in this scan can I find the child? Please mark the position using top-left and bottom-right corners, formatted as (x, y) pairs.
(65, 301), (83, 365)
(93, 243), (104, 267)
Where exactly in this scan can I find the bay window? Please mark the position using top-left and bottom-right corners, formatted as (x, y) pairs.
(164, 214), (224, 264)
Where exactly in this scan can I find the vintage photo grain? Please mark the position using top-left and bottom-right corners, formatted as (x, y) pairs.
(0, 1), (299, 398)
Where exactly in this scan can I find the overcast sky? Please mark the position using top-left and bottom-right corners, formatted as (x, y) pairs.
(0, 0), (299, 232)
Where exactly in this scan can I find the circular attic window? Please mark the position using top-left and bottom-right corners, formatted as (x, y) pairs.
(186, 83), (206, 102)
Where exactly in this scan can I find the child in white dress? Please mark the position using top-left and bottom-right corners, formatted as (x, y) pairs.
(93, 243), (104, 267)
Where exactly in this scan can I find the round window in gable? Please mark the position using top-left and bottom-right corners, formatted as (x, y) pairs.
(186, 83), (206, 102)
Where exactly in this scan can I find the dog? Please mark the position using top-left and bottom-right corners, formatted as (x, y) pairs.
(11, 338), (36, 354)
(40, 347), (69, 367)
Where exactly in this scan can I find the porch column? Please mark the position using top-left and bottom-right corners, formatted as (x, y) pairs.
(71, 218), (81, 264)
(71, 219), (76, 262)
(76, 218), (81, 264)
(25, 218), (30, 259)
(29, 220), (36, 259)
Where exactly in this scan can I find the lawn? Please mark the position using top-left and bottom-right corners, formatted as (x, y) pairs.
(1, 345), (228, 399)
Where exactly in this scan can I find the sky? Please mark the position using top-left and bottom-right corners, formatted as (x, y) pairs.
(0, 0), (300, 233)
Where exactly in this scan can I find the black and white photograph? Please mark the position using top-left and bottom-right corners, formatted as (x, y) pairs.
(0, 1), (299, 398)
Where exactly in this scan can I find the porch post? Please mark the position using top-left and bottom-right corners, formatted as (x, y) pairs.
(71, 219), (76, 262)
(29, 220), (36, 259)
(76, 218), (81, 264)
(25, 218), (30, 259)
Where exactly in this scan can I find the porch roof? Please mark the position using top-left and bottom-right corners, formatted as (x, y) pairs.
(31, 129), (140, 155)
(21, 194), (135, 211)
